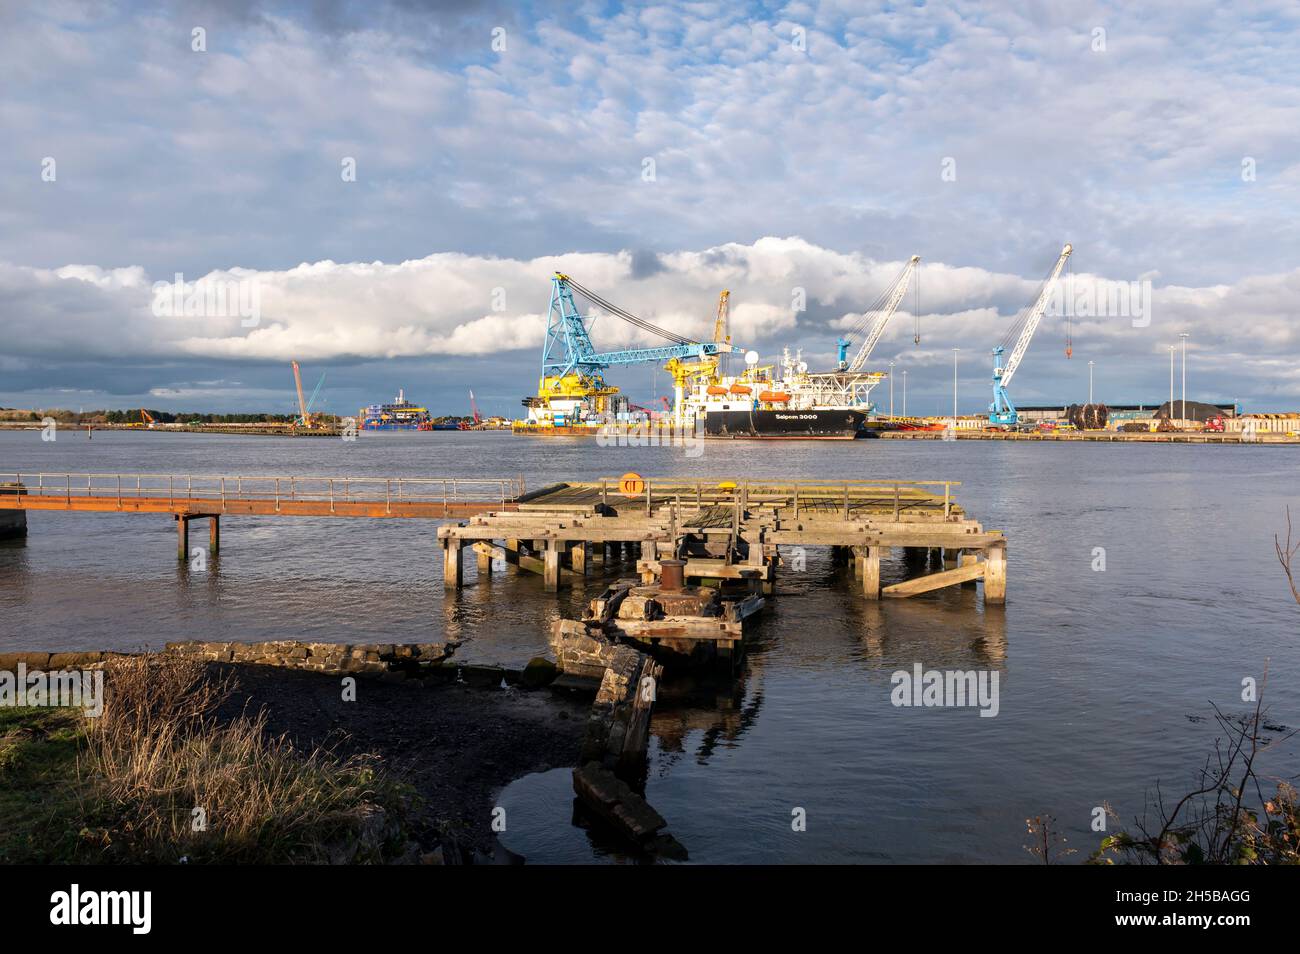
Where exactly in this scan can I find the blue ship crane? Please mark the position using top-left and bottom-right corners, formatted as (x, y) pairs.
(539, 273), (741, 389)
(989, 244), (1073, 426)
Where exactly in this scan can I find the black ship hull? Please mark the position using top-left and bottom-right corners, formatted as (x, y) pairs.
(702, 408), (866, 440)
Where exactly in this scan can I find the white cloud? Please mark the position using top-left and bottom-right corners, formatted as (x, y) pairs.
(2, 236), (1299, 406)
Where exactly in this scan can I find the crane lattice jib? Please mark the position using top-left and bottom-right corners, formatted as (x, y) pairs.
(714, 290), (730, 344)
(540, 274), (739, 381)
(846, 255), (921, 373)
(998, 244), (1072, 388)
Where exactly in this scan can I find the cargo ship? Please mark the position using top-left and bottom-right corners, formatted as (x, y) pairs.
(676, 348), (882, 440)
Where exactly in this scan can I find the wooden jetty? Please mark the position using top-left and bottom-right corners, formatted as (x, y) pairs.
(0, 472), (1008, 604)
(437, 478), (1007, 605)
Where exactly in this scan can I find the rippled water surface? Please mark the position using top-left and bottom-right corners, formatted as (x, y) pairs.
(3, 429), (1298, 862)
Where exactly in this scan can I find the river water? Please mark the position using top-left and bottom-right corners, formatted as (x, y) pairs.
(2, 429), (1297, 863)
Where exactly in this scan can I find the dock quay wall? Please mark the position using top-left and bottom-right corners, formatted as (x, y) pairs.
(0, 640), (459, 676)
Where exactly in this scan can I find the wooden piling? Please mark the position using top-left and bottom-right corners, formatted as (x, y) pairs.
(570, 541), (588, 575)
(544, 541), (561, 592)
(208, 515), (219, 553)
(959, 550), (978, 587)
(861, 545), (881, 599)
(442, 538), (463, 589)
(176, 514), (189, 561)
(984, 542), (1006, 604)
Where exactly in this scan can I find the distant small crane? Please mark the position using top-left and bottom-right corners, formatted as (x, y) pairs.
(469, 390), (483, 426)
(291, 361), (326, 427)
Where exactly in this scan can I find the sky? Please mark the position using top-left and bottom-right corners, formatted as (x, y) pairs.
(2, 0), (1298, 418)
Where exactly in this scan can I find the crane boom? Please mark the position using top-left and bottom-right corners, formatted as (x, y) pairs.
(713, 289), (730, 344)
(540, 274), (740, 381)
(291, 360), (311, 427)
(998, 244), (1072, 388)
(989, 243), (1073, 425)
(839, 255), (921, 372)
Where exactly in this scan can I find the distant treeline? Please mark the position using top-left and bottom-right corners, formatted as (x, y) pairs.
(0, 408), (341, 425)
(0, 408), (479, 425)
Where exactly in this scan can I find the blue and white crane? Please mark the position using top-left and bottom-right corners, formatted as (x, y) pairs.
(989, 243), (1073, 426)
(836, 255), (922, 371)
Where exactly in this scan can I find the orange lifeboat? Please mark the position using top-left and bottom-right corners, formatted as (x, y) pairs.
(729, 384), (752, 395)
(758, 391), (791, 402)
(706, 385), (728, 396)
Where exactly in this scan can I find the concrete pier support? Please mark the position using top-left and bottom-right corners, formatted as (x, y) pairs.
(984, 542), (1006, 604)
(544, 541), (562, 592)
(0, 483), (27, 540)
(959, 550), (978, 587)
(442, 538), (463, 590)
(858, 545), (882, 599)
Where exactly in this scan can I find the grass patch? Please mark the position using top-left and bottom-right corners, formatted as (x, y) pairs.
(0, 657), (417, 864)
(0, 706), (84, 863)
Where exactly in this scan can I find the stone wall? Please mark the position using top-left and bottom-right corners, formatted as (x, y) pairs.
(550, 619), (616, 679)
(0, 640), (455, 675)
(164, 640), (455, 673)
(579, 645), (661, 771)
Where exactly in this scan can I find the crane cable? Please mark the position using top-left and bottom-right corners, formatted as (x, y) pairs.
(914, 263), (921, 345)
(1065, 255), (1074, 358)
(997, 254), (1060, 355)
(565, 277), (692, 345)
(843, 274), (899, 343)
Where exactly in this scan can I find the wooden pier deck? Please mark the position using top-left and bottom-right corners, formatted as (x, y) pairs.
(1, 472), (1008, 604)
(439, 478), (1007, 604)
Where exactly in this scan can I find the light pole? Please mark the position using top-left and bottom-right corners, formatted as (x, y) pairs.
(1088, 360), (1094, 405)
(902, 370), (908, 417)
(952, 348), (959, 429)
(889, 361), (895, 418)
(1179, 332), (1189, 423)
(1168, 345), (1175, 416)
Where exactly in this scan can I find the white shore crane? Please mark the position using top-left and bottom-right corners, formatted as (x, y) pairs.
(989, 243), (1073, 426)
(836, 255), (922, 372)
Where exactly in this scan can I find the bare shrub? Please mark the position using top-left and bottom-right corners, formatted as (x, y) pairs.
(79, 654), (409, 863)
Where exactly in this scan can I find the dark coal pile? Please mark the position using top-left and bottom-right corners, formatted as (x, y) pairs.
(1154, 400), (1225, 423)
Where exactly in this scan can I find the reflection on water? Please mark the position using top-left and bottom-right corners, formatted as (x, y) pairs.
(3, 430), (1299, 862)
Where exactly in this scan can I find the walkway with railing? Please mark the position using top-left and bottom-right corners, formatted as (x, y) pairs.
(0, 473), (525, 518)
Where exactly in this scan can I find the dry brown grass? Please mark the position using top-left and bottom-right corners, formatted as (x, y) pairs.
(78, 654), (411, 863)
